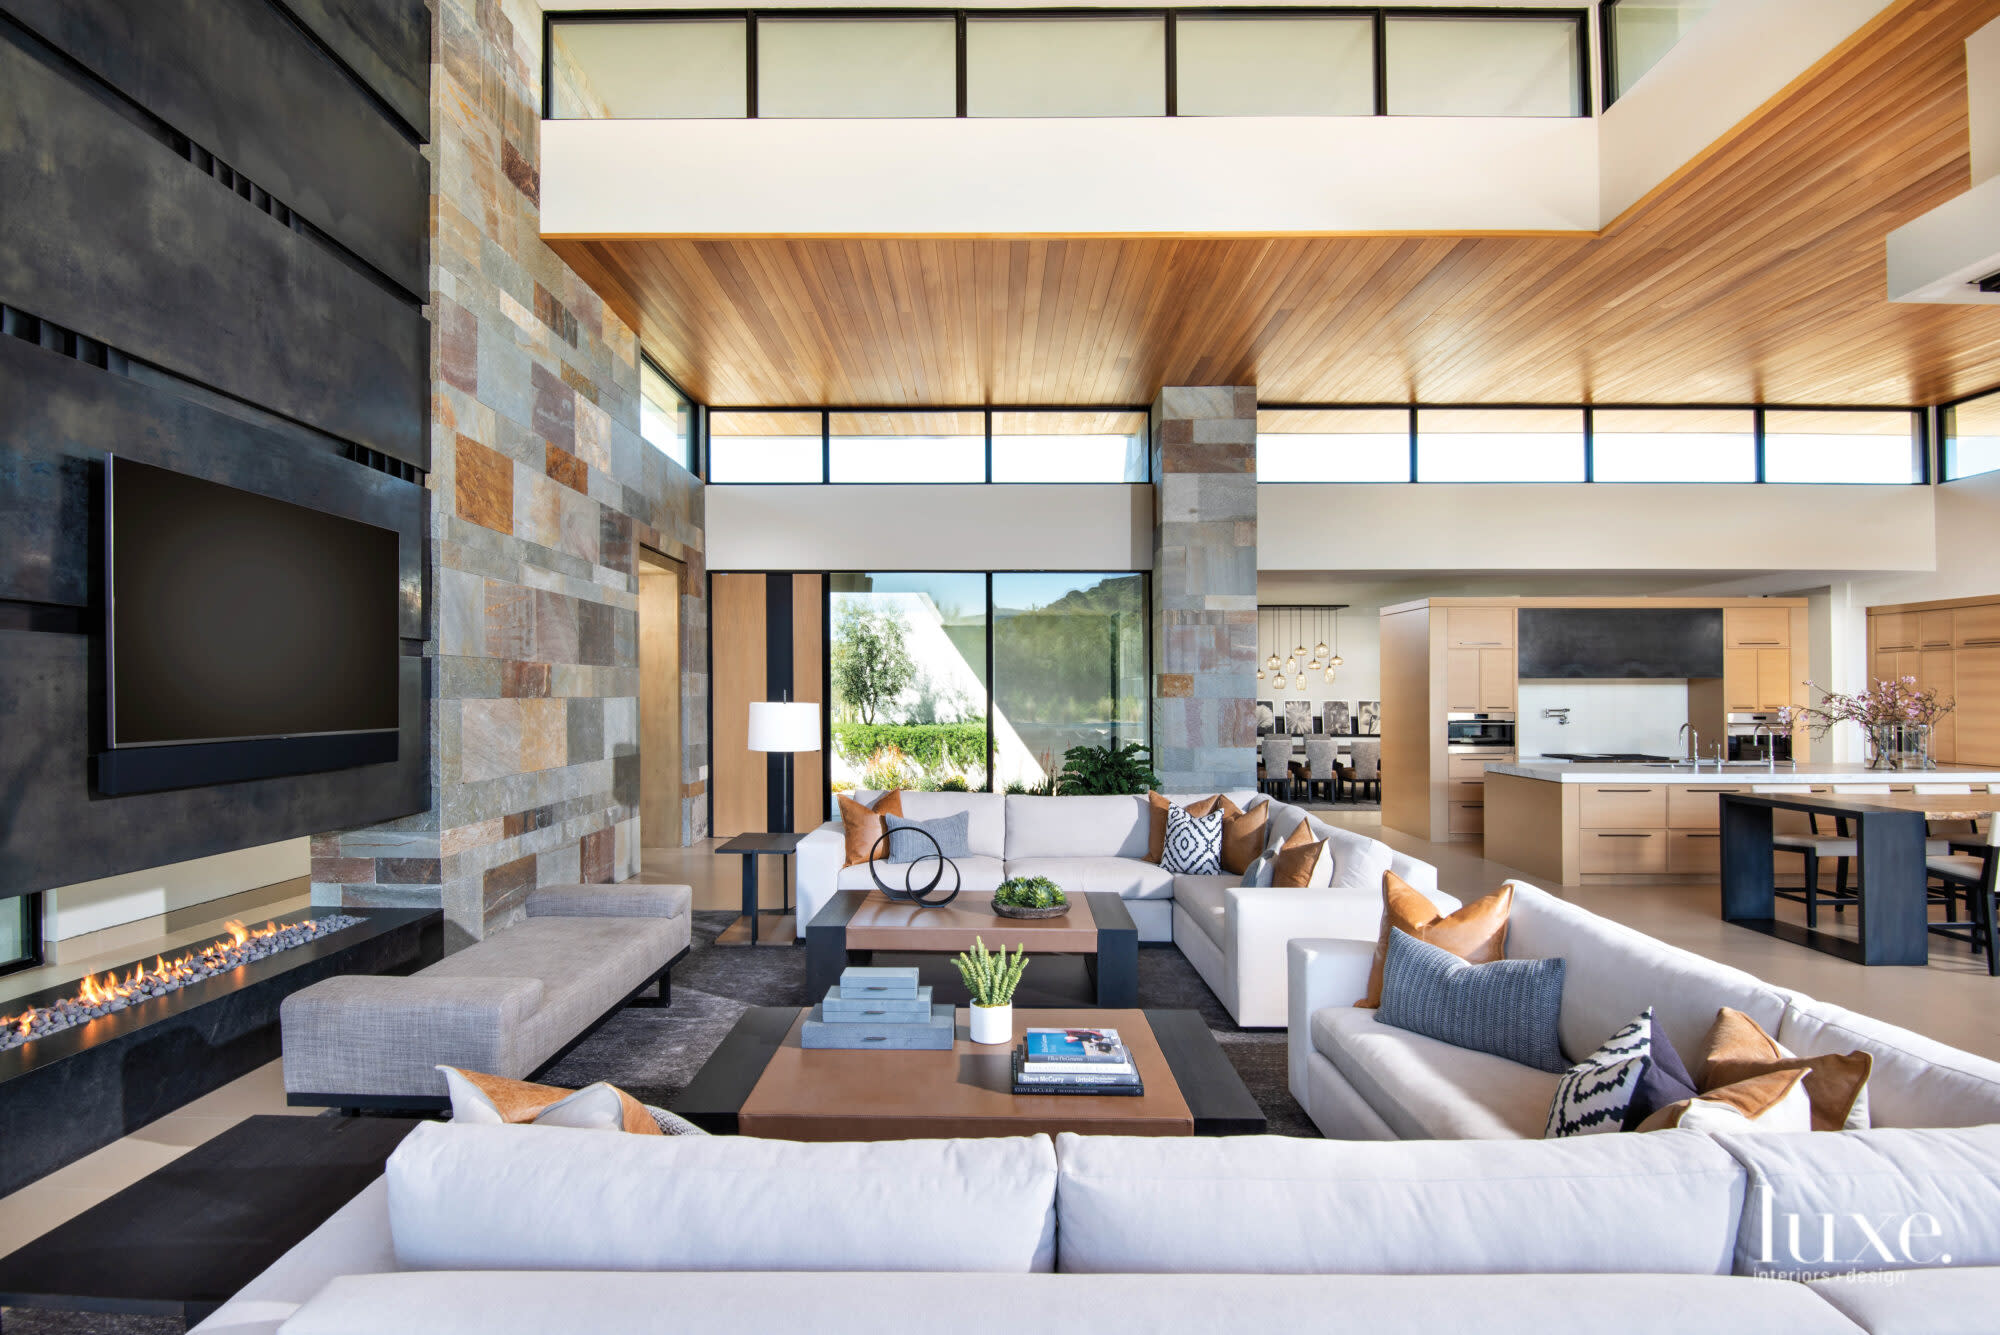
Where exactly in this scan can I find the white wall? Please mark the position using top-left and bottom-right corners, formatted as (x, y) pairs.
(42, 839), (310, 945)
(1516, 680), (1691, 759)
(1598, 0), (1895, 221)
(705, 484), (1152, 572)
(1257, 483), (1936, 574)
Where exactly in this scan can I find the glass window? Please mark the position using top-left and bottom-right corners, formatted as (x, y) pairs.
(757, 18), (956, 119)
(547, 19), (747, 119)
(1763, 410), (1922, 484)
(1417, 408), (1585, 482)
(1175, 16), (1374, 117)
(966, 16), (1167, 118)
(1257, 409), (1410, 482)
(1384, 16), (1583, 117)
(1607, 1), (1717, 103)
(993, 574), (1149, 794)
(991, 411), (1148, 483)
(1945, 390), (2000, 481)
(707, 411), (822, 483)
(830, 574), (989, 791)
(0, 895), (36, 974)
(829, 412), (985, 483)
(1592, 408), (1755, 482)
(639, 359), (694, 472)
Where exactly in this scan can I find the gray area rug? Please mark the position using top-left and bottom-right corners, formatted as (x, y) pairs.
(543, 911), (1317, 1138)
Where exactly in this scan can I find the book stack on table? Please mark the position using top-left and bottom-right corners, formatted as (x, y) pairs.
(800, 966), (955, 1050)
(1010, 1026), (1143, 1097)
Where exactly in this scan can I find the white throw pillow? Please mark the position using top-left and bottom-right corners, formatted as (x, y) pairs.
(1678, 1072), (1814, 1135)
(1162, 805), (1223, 876)
(1545, 1009), (1653, 1138)
(1328, 837), (1394, 893)
(1771, 1033), (1871, 1130)
(1237, 850), (1277, 888)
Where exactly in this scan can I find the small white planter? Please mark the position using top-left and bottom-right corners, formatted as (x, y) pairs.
(968, 1002), (1013, 1046)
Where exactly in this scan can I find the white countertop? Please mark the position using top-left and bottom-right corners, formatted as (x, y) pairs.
(1487, 761), (2000, 786)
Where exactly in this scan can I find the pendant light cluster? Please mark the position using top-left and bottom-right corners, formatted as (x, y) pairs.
(1258, 606), (1345, 691)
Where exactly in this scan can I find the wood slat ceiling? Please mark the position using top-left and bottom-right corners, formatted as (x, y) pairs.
(552, 0), (2000, 409)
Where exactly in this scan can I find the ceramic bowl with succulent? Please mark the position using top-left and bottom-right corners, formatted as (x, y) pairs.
(992, 875), (1068, 919)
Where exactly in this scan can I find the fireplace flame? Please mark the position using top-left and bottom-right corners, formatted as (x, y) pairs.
(0, 916), (337, 1047)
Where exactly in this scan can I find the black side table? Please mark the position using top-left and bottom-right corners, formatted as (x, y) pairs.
(714, 832), (806, 946)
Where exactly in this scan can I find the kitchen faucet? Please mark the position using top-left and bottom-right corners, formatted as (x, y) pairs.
(1676, 724), (1699, 769)
(1753, 722), (1777, 771)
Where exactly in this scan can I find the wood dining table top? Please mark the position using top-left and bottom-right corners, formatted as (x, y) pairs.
(1727, 790), (1999, 822)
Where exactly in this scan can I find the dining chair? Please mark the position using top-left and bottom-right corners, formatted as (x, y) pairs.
(1926, 814), (2000, 974)
(1765, 784), (1864, 929)
(1260, 736), (1295, 802)
(1343, 739), (1382, 804)
(1304, 737), (1341, 805)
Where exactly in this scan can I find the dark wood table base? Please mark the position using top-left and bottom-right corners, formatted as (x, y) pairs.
(1720, 792), (1931, 966)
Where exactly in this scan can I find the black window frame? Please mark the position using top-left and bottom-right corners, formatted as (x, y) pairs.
(701, 405), (1155, 485)
(0, 893), (45, 979)
(637, 352), (705, 477)
(1937, 383), (2000, 484)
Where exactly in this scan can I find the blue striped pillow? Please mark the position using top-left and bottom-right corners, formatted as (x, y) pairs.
(1375, 928), (1568, 1073)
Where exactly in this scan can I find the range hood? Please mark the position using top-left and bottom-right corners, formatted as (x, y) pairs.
(1516, 608), (1723, 680)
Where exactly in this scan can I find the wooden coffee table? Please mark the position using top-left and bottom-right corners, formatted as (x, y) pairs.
(807, 890), (1138, 1007)
(675, 1006), (1265, 1139)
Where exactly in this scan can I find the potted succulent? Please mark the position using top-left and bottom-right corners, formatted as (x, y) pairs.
(992, 875), (1068, 919)
(953, 936), (1029, 1045)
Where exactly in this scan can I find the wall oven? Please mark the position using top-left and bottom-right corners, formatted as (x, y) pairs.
(1447, 712), (1516, 753)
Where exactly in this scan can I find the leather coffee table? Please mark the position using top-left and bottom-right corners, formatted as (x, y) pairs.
(806, 890), (1138, 1007)
(676, 1006), (1264, 1139)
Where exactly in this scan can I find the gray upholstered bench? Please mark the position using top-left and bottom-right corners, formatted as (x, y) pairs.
(281, 882), (691, 1111)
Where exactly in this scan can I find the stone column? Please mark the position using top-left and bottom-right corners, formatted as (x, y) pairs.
(1150, 387), (1258, 794)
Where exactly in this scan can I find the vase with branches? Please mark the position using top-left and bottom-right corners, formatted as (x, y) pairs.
(1797, 677), (1954, 770)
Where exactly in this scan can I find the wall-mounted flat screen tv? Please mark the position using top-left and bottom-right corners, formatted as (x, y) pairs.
(108, 457), (400, 748)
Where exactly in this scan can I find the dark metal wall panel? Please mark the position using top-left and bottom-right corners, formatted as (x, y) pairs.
(0, 37), (428, 467)
(1, 0), (428, 295)
(0, 336), (424, 633)
(276, 0), (430, 141)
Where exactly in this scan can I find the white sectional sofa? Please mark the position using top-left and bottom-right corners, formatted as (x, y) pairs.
(193, 1117), (2000, 1335)
(1289, 881), (2000, 1140)
(796, 790), (1448, 1027)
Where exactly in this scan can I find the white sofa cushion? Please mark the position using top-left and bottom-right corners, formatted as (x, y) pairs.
(185, 1178), (395, 1335)
(386, 1124), (1058, 1273)
(1003, 795), (1150, 859)
(1812, 1268), (2000, 1335)
(1268, 805), (1440, 896)
(1503, 884), (1791, 1065)
(1054, 1130), (1745, 1275)
(1311, 1006), (1565, 1140)
(269, 1271), (1859, 1335)
(836, 854), (1006, 894)
(1715, 1125), (2000, 1278)
(1777, 998), (2000, 1129)
(1170, 874), (1235, 946)
(1003, 856), (1174, 901)
(850, 790), (1006, 859)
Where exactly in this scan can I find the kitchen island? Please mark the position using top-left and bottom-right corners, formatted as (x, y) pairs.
(1483, 760), (2000, 885)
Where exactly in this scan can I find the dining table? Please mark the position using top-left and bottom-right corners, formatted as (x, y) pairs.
(1719, 789), (1997, 966)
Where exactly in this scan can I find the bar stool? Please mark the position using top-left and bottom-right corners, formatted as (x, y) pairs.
(1917, 784), (1978, 918)
(1765, 784), (1866, 929)
(1927, 814), (2000, 973)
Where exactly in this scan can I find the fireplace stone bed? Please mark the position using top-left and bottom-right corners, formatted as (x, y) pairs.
(0, 906), (441, 1197)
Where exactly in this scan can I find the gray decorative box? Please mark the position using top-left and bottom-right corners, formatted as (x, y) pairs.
(821, 984), (934, 1020)
(801, 1003), (956, 1050)
(838, 966), (921, 999)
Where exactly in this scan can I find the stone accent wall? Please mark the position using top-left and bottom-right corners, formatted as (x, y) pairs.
(1150, 387), (1258, 794)
(312, 0), (706, 946)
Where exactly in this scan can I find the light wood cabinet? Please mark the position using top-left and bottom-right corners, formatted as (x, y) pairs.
(1959, 647), (2000, 765)
(1445, 607), (1514, 650)
(1873, 611), (1919, 651)
(1919, 610), (1956, 649)
(1581, 785), (1668, 828)
(1476, 647), (1516, 711)
(1445, 649), (1478, 712)
(1667, 785), (1744, 830)
(1449, 802), (1486, 835)
(1725, 606), (1793, 650)
(1756, 649), (1792, 712)
(1667, 831), (1723, 874)
(1960, 605), (2000, 649)
(1919, 649), (1957, 763)
(1580, 830), (1668, 874)
(1725, 647), (1792, 711)
(1445, 647), (1514, 711)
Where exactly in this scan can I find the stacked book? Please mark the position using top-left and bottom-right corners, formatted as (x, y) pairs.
(800, 966), (955, 1050)
(1010, 1026), (1143, 1097)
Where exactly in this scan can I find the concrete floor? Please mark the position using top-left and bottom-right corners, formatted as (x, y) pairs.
(4, 814), (1995, 1259)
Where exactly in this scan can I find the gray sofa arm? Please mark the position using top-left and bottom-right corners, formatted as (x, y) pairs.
(526, 882), (692, 920)
(281, 975), (546, 1097)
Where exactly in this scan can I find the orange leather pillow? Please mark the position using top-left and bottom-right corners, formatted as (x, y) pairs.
(1146, 791), (1227, 863)
(1637, 1067), (1810, 1133)
(1270, 819), (1328, 888)
(1358, 872), (1514, 1007)
(1698, 1007), (1873, 1133)
(1220, 800), (1268, 876)
(439, 1068), (662, 1135)
(840, 790), (905, 868)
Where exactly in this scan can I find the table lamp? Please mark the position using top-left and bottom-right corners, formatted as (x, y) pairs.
(748, 700), (821, 834)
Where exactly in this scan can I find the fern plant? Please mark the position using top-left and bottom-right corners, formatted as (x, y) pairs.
(953, 936), (1029, 1007)
(1055, 742), (1162, 796)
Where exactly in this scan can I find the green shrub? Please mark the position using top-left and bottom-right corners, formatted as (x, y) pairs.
(1055, 742), (1162, 796)
(833, 722), (986, 771)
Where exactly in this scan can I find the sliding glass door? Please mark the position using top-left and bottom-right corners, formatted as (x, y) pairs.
(993, 573), (1148, 791)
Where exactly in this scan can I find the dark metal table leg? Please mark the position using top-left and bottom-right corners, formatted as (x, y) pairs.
(1720, 796), (1777, 924)
(742, 854), (759, 945)
(1855, 810), (1929, 966)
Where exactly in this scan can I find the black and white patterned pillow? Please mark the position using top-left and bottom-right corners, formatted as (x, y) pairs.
(1161, 804), (1224, 876)
(1544, 1008), (1653, 1139)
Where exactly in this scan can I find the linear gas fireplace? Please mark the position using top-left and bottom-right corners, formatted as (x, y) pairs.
(0, 905), (440, 1196)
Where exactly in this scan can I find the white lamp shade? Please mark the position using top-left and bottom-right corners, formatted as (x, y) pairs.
(747, 701), (821, 752)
